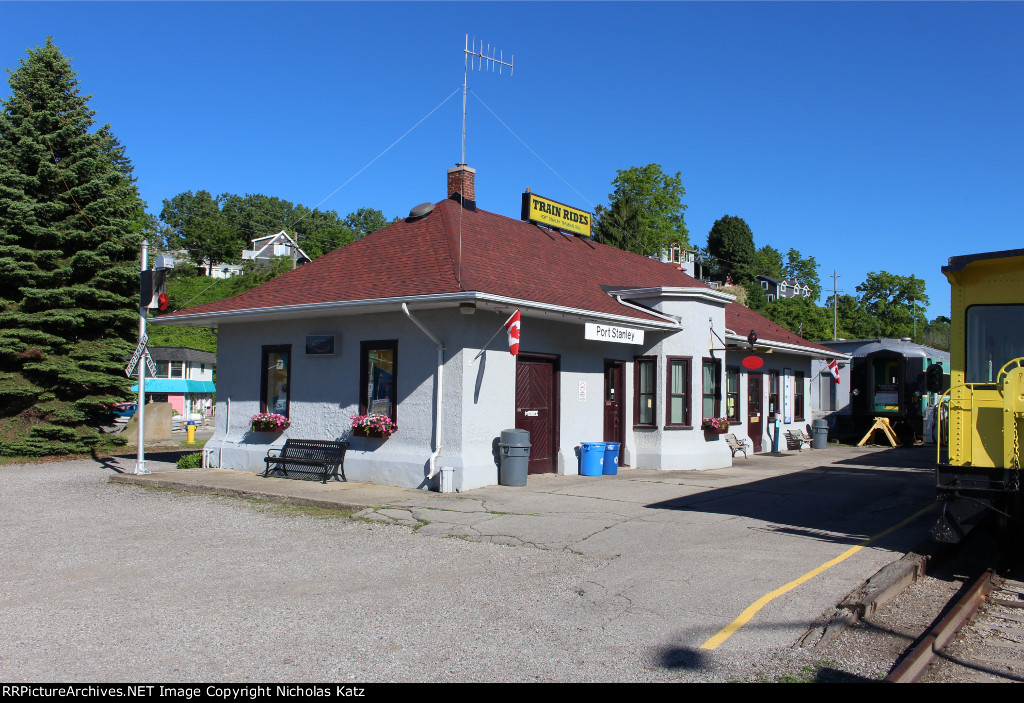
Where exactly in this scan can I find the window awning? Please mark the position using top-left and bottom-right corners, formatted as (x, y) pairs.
(129, 380), (216, 394)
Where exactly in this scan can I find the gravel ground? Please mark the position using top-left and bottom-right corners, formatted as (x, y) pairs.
(922, 567), (1024, 683)
(0, 458), (949, 683)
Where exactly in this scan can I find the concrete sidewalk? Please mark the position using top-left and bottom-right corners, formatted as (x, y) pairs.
(110, 443), (937, 554)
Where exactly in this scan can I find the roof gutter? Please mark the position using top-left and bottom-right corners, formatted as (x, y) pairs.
(612, 295), (681, 324)
(724, 332), (852, 360)
(158, 291), (684, 331)
(606, 286), (736, 306)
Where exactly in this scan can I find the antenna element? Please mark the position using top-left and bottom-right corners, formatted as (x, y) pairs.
(462, 35), (513, 164)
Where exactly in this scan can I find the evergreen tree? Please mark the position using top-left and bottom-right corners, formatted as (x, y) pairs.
(0, 39), (146, 456)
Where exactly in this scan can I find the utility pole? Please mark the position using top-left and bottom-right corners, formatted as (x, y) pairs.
(828, 270), (843, 340)
(912, 296), (917, 341)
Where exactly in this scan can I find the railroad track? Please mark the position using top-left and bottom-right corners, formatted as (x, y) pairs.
(887, 567), (1024, 683)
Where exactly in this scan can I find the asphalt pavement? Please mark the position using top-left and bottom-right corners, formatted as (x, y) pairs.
(1, 443), (940, 682)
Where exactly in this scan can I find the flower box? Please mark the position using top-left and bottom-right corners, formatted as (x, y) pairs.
(350, 413), (397, 439)
(351, 425), (391, 439)
(701, 417), (729, 433)
(251, 412), (290, 433)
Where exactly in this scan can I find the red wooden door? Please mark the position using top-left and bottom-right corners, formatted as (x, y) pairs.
(603, 360), (625, 447)
(515, 355), (557, 474)
(747, 374), (763, 452)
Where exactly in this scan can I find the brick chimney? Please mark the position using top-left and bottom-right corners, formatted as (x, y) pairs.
(446, 164), (476, 209)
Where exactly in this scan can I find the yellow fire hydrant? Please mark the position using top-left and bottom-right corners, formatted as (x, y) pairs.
(186, 421), (196, 444)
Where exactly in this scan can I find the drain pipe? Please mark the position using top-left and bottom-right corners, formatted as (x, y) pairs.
(216, 397), (230, 469)
(613, 295), (681, 324)
(401, 303), (445, 481)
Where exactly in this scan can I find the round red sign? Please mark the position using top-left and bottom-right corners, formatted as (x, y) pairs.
(742, 355), (764, 370)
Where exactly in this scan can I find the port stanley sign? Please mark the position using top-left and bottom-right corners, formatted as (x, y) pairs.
(584, 322), (644, 345)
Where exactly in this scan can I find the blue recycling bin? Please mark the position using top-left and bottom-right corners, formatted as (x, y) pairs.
(603, 442), (621, 475)
(579, 442), (605, 476)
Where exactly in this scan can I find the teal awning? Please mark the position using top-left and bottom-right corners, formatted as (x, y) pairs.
(130, 379), (216, 394)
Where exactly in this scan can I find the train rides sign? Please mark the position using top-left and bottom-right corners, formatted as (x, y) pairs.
(521, 192), (592, 237)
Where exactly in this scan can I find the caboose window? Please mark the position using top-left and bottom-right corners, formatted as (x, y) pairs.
(965, 305), (1024, 382)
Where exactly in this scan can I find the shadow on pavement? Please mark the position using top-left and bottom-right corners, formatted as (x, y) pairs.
(656, 646), (709, 670)
(646, 447), (936, 551)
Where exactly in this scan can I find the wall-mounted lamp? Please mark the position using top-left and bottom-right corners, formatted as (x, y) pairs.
(459, 302), (476, 315)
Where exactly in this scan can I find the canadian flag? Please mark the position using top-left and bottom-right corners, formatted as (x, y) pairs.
(504, 310), (521, 356)
(827, 359), (841, 384)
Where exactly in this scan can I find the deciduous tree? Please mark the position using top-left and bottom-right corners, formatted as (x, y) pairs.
(856, 271), (928, 339)
(782, 249), (822, 300)
(706, 215), (756, 283)
(160, 190), (243, 275)
(595, 164), (688, 255)
(760, 296), (832, 341)
(752, 244), (784, 280)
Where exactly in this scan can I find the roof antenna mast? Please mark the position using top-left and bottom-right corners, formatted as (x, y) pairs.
(462, 35), (513, 164)
(457, 35), (513, 289)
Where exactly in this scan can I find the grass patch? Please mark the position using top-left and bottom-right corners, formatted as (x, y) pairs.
(748, 661), (859, 683)
(242, 499), (360, 520)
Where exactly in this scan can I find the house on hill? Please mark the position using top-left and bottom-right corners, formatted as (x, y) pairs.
(756, 275), (813, 302)
(158, 164), (836, 490)
(242, 230), (310, 269)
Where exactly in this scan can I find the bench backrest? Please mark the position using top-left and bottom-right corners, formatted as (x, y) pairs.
(279, 439), (349, 463)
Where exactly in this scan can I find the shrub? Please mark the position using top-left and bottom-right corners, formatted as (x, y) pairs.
(176, 452), (203, 469)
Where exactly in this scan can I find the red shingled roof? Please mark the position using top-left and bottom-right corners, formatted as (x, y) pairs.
(725, 302), (836, 354)
(162, 198), (706, 323)
(161, 196), (833, 355)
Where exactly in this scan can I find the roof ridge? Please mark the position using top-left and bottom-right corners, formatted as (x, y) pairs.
(434, 200), (463, 291)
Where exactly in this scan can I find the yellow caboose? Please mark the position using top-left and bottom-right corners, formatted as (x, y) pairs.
(933, 248), (1024, 542)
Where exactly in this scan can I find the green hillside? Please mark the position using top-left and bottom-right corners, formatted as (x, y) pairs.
(148, 258), (292, 353)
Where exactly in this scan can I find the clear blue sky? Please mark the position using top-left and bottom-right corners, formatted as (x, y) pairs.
(4, 1), (1023, 321)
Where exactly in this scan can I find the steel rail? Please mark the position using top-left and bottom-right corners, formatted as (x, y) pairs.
(884, 568), (996, 683)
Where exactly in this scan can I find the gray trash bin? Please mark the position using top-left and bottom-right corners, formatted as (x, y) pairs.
(811, 419), (829, 449)
(499, 428), (531, 486)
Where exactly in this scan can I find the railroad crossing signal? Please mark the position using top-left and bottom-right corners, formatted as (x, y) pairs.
(125, 333), (150, 377)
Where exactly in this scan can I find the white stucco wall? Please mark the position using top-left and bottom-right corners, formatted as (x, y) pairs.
(628, 294), (733, 470)
(204, 296), (741, 491)
(724, 351), (815, 452)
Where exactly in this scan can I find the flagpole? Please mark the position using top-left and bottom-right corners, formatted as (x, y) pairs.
(469, 310), (519, 366)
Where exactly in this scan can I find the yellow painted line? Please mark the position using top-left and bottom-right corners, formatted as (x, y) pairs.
(699, 503), (937, 651)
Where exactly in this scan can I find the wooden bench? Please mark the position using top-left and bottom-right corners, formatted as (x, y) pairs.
(724, 433), (751, 459)
(785, 428), (812, 451)
(263, 439), (350, 483)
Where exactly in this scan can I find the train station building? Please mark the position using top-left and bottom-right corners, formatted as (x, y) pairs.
(159, 165), (838, 491)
